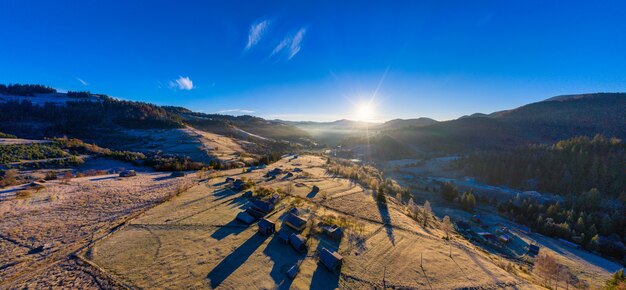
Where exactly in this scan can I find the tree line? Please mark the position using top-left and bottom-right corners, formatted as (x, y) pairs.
(454, 135), (625, 198)
(0, 84), (57, 96)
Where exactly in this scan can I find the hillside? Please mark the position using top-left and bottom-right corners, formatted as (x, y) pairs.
(0, 84), (309, 164)
(373, 117), (438, 131)
(166, 107), (311, 144)
(387, 93), (626, 152)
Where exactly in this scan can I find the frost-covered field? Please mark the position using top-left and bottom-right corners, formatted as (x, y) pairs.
(86, 155), (528, 289)
(0, 172), (196, 289)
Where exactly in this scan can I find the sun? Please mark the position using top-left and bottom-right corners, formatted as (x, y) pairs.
(354, 102), (375, 121)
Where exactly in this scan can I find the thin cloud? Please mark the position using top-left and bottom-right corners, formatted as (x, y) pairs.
(76, 77), (89, 86)
(245, 20), (271, 51)
(288, 28), (306, 59)
(217, 108), (255, 114)
(271, 27), (307, 60)
(168, 76), (194, 90)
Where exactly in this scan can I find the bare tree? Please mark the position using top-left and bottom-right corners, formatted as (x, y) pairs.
(556, 264), (574, 290)
(441, 215), (453, 239)
(407, 198), (418, 219)
(534, 253), (558, 287)
(421, 200), (432, 227)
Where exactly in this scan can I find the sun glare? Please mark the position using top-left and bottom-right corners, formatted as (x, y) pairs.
(354, 102), (375, 121)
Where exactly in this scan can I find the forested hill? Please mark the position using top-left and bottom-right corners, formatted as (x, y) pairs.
(387, 93), (626, 152)
(0, 83), (310, 148)
(455, 135), (625, 198)
(454, 135), (626, 261)
(163, 106), (311, 143)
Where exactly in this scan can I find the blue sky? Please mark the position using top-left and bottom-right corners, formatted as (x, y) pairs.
(1, 1), (625, 121)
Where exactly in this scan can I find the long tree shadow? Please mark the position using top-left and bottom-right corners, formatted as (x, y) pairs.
(306, 186), (320, 199)
(152, 175), (174, 181)
(210, 218), (249, 240)
(207, 232), (269, 288)
(376, 201), (395, 246)
(262, 235), (300, 289)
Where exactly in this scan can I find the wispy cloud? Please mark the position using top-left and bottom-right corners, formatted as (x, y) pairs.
(271, 27), (307, 60)
(245, 20), (271, 51)
(76, 77), (89, 86)
(217, 108), (255, 114)
(168, 76), (194, 90)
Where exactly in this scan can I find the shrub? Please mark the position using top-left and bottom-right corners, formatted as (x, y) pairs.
(16, 190), (33, 198)
(0, 132), (17, 138)
(0, 169), (19, 187)
(441, 182), (459, 201)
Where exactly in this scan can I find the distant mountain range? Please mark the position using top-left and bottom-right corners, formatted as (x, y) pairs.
(1, 84), (624, 156)
(279, 117), (439, 145)
(386, 92), (626, 152)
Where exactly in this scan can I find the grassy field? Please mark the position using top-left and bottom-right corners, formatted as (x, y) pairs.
(0, 171), (197, 289)
(85, 155), (526, 289)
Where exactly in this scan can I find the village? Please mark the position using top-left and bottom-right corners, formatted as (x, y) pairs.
(76, 154), (542, 289)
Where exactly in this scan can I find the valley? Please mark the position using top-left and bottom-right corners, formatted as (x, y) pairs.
(0, 85), (624, 289)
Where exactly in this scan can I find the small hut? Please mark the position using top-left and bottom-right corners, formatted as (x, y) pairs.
(498, 234), (511, 243)
(225, 177), (235, 183)
(528, 244), (540, 256)
(289, 234), (307, 253)
(277, 231), (290, 243)
(319, 248), (343, 271)
(119, 170), (137, 177)
(268, 194), (280, 204)
(252, 200), (275, 214)
(257, 218), (276, 235)
(236, 212), (255, 224)
(321, 224), (343, 240)
(285, 213), (307, 231)
(245, 207), (265, 219)
(289, 207), (301, 216)
(232, 179), (245, 190)
(266, 168), (284, 177)
(286, 263), (299, 279)
(170, 172), (185, 178)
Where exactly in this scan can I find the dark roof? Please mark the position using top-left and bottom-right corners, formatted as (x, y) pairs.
(286, 264), (299, 279)
(258, 218), (275, 230)
(268, 168), (284, 175)
(319, 248), (343, 270)
(285, 213), (306, 228)
(119, 170), (137, 177)
(226, 177), (235, 182)
(245, 207), (265, 219)
(236, 212), (255, 224)
(252, 200), (274, 213)
(528, 244), (540, 255)
(278, 231), (290, 242)
(289, 234), (306, 250)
